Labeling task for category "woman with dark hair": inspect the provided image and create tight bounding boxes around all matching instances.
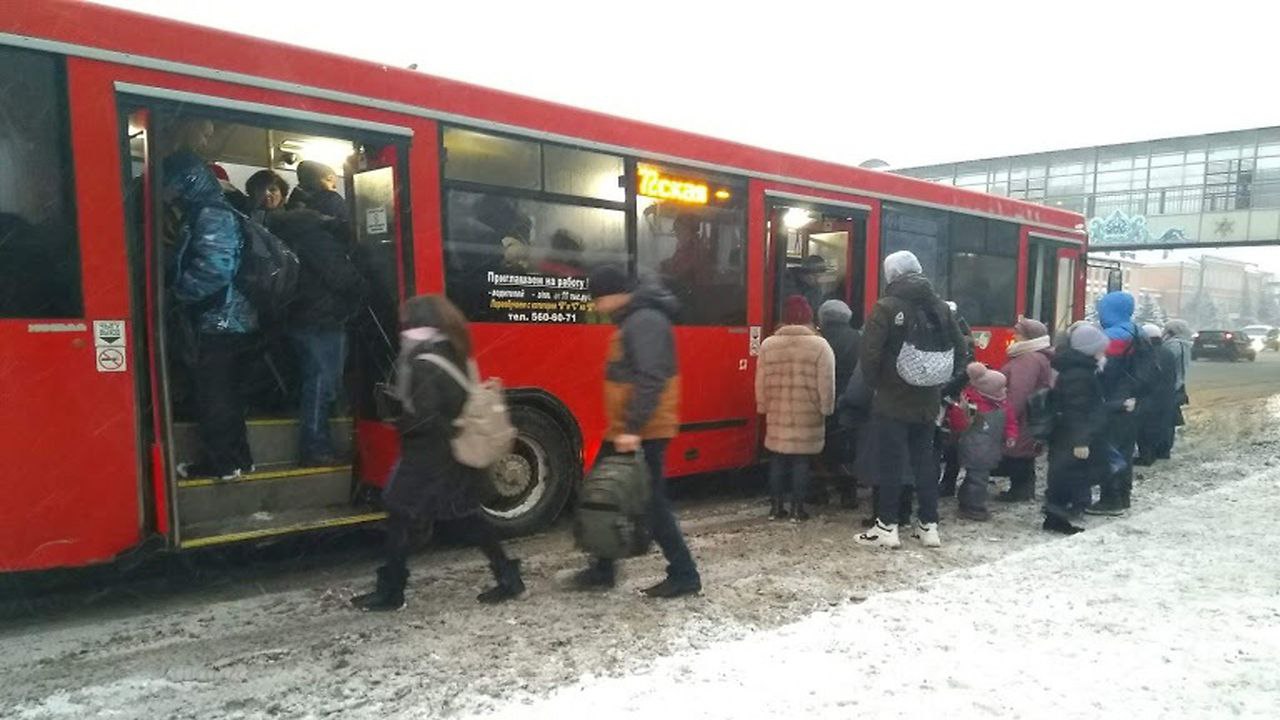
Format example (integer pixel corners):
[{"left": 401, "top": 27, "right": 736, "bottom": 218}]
[
  {"left": 245, "top": 169, "right": 290, "bottom": 219},
  {"left": 351, "top": 294, "right": 524, "bottom": 611}
]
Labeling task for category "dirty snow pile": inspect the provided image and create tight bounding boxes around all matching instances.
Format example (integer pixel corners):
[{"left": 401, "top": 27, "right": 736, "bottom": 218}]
[{"left": 466, "top": 470, "right": 1280, "bottom": 719}]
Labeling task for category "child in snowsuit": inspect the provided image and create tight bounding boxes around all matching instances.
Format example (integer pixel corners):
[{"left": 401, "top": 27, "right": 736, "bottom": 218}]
[
  {"left": 1043, "top": 324, "right": 1111, "bottom": 534},
  {"left": 946, "top": 363, "right": 1017, "bottom": 521}
]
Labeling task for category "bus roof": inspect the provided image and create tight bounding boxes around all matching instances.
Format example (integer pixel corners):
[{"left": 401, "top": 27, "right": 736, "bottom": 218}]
[{"left": 5, "top": 1, "right": 1084, "bottom": 236}]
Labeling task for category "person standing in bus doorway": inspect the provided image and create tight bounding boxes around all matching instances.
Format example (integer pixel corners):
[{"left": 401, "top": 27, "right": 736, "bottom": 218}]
[
  {"left": 756, "top": 295, "right": 837, "bottom": 520},
  {"left": 164, "top": 150, "right": 258, "bottom": 481},
  {"left": 856, "top": 250, "right": 965, "bottom": 549},
  {"left": 288, "top": 160, "right": 349, "bottom": 223},
  {"left": 251, "top": 170, "right": 369, "bottom": 467},
  {"left": 998, "top": 317, "right": 1055, "bottom": 503},
  {"left": 352, "top": 294, "right": 524, "bottom": 611},
  {"left": 573, "top": 264, "right": 702, "bottom": 598}
]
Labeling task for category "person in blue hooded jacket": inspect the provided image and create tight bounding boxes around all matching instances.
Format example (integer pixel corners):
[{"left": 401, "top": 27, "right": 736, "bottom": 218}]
[
  {"left": 1089, "top": 291, "right": 1157, "bottom": 515},
  {"left": 165, "top": 149, "right": 259, "bottom": 481}
]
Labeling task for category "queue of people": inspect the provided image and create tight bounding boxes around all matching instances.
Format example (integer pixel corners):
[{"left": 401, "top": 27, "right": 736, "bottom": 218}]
[{"left": 169, "top": 150, "right": 1191, "bottom": 609}]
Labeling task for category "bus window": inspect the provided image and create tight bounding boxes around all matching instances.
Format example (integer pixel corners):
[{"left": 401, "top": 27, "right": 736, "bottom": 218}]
[
  {"left": 949, "top": 215, "right": 1018, "bottom": 327},
  {"left": 440, "top": 127, "right": 628, "bottom": 324},
  {"left": 635, "top": 164, "right": 746, "bottom": 326},
  {"left": 0, "top": 47, "right": 82, "bottom": 318},
  {"left": 881, "top": 203, "right": 950, "bottom": 296}
]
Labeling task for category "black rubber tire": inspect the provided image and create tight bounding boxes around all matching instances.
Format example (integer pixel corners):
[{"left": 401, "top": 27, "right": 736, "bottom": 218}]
[{"left": 480, "top": 405, "right": 577, "bottom": 538}]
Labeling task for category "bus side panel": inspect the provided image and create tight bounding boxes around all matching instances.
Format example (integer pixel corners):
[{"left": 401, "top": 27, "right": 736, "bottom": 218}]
[{"left": 0, "top": 58, "right": 144, "bottom": 572}]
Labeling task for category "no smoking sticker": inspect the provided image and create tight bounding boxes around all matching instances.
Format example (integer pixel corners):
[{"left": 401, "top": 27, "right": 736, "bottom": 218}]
[{"left": 96, "top": 347, "right": 126, "bottom": 373}]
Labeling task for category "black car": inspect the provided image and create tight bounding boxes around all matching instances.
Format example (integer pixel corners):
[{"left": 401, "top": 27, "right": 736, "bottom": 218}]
[{"left": 1192, "top": 330, "right": 1258, "bottom": 362}]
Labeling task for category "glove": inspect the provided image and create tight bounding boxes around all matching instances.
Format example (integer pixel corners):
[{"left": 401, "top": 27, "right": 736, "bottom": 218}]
[
  {"left": 1123, "top": 398, "right": 1137, "bottom": 412},
  {"left": 1073, "top": 446, "right": 1090, "bottom": 460}
]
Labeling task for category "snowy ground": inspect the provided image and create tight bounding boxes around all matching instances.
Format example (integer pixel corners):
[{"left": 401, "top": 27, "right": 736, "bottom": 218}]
[{"left": 4, "top": 360, "right": 1280, "bottom": 719}]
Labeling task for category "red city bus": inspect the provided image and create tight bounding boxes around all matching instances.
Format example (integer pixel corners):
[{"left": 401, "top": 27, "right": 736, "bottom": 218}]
[{"left": 0, "top": 1, "right": 1086, "bottom": 574}]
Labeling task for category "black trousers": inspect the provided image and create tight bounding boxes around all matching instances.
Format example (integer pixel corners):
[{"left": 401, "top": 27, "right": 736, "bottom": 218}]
[
  {"left": 1005, "top": 457, "right": 1036, "bottom": 492},
  {"left": 385, "top": 511, "right": 506, "bottom": 575},
  {"left": 194, "top": 332, "right": 254, "bottom": 473},
  {"left": 876, "top": 417, "right": 939, "bottom": 524}
]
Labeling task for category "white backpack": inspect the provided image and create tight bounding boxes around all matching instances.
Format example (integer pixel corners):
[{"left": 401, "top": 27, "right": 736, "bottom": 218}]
[{"left": 419, "top": 354, "right": 517, "bottom": 469}]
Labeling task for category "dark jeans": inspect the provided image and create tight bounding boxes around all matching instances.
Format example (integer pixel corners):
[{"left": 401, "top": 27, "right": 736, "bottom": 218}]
[
  {"left": 876, "top": 417, "right": 939, "bottom": 524},
  {"left": 385, "top": 511, "right": 505, "bottom": 575},
  {"left": 769, "top": 453, "right": 812, "bottom": 503},
  {"left": 596, "top": 439, "right": 699, "bottom": 582},
  {"left": 195, "top": 332, "right": 254, "bottom": 473},
  {"left": 289, "top": 328, "right": 347, "bottom": 460}
]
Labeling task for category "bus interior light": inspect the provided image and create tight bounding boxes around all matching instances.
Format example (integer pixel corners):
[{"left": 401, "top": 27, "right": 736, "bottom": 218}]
[
  {"left": 714, "top": 189, "right": 731, "bottom": 200},
  {"left": 783, "top": 208, "right": 813, "bottom": 230}
]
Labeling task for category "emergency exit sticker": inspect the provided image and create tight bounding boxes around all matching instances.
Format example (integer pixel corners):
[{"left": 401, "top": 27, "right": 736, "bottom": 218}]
[{"left": 93, "top": 320, "right": 127, "bottom": 373}]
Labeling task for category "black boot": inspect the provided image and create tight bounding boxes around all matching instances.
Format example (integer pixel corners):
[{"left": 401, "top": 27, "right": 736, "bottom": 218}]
[
  {"left": 790, "top": 500, "right": 810, "bottom": 522},
  {"left": 478, "top": 558, "right": 525, "bottom": 604},
  {"left": 351, "top": 565, "right": 407, "bottom": 612},
  {"left": 571, "top": 558, "right": 616, "bottom": 591},
  {"left": 1043, "top": 514, "right": 1084, "bottom": 535},
  {"left": 1086, "top": 479, "right": 1125, "bottom": 516},
  {"left": 996, "top": 476, "right": 1034, "bottom": 503},
  {"left": 769, "top": 498, "right": 789, "bottom": 520}
]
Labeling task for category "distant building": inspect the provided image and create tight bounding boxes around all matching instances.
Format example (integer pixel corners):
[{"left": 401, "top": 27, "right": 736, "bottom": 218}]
[{"left": 897, "top": 127, "right": 1280, "bottom": 252}]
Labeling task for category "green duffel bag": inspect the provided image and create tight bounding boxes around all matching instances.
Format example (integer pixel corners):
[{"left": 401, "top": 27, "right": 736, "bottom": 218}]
[{"left": 574, "top": 451, "right": 653, "bottom": 559}]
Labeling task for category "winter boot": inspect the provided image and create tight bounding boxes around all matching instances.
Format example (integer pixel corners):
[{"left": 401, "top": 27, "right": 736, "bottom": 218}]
[
  {"left": 571, "top": 558, "right": 617, "bottom": 591},
  {"left": 913, "top": 521, "right": 942, "bottom": 548},
  {"left": 351, "top": 565, "right": 407, "bottom": 612},
  {"left": 768, "top": 498, "right": 789, "bottom": 520},
  {"left": 996, "top": 475, "right": 1034, "bottom": 503},
  {"left": 640, "top": 573, "right": 702, "bottom": 599},
  {"left": 1043, "top": 514, "right": 1084, "bottom": 535},
  {"left": 1085, "top": 480, "right": 1125, "bottom": 516},
  {"left": 856, "top": 520, "right": 901, "bottom": 549},
  {"left": 958, "top": 506, "right": 991, "bottom": 521},
  {"left": 477, "top": 559, "right": 525, "bottom": 604},
  {"left": 790, "top": 500, "right": 810, "bottom": 522}
]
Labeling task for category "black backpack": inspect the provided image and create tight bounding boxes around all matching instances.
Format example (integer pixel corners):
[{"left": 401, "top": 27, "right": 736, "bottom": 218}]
[
  {"left": 1026, "top": 386, "right": 1054, "bottom": 441},
  {"left": 894, "top": 300, "right": 957, "bottom": 387},
  {"left": 233, "top": 212, "right": 299, "bottom": 324}
]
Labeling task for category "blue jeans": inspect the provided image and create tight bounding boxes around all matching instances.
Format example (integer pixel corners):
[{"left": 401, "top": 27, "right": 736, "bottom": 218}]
[
  {"left": 769, "top": 453, "right": 812, "bottom": 503},
  {"left": 595, "top": 439, "right": 699, "bottom": 583},
  {"left": 289, "top": 328, "right": 347, "bottom": 461}
]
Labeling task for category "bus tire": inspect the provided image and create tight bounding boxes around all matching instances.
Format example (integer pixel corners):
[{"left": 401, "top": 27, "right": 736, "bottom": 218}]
[{"left": 481, "top": 405, "right": 577, "bottom": 537}]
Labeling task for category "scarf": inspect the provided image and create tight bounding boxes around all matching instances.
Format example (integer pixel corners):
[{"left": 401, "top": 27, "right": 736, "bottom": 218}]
[
  {"left": 1006, "top": 335, "right": 1051, "bottom": 358},
  {"left": 394, "top": 327, "right": 445, "bottom": 414}
]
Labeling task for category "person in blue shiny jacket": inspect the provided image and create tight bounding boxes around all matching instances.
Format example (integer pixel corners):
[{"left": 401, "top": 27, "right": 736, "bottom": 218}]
[{"left": 165, "top": 149, "right": 259, "bottom": 481}]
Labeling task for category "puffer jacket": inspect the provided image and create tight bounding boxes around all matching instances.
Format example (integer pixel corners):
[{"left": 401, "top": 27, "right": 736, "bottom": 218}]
[
  {"left": 756, "top": 325, "right": 836, "bottom": 454},
  {"left": 263, "top": 209, "right": 367, "bottom": 330},
  {"left": 1001, "top": 336, "right": 1054, "bottom": 458},
  {"left": 860, "top": 273, "right": 967, "bottom": 423},
  {"left": 1049, "top": 348, "right": 1107, "bottom": 451},
  {"left": 603, "top": 275, "right": 681, "bottom": 440},
  {"left": 167, "top": 153, "right": 258, "bottom": 334}
]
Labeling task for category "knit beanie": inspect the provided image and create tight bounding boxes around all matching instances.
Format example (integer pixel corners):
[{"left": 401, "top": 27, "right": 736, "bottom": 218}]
[
  {"left": 588, "top": 264, "right": 634, "bottom": 298},
  {"left": 1070, "top": 323, "right": 1109, "bottom": 356},
  {"left": 883, "top": 250, "right": 923, "bottom": 284},
  {"left": 818, "top": 299, "right": 853, "bottom": 327},
  {"left": 966, "top": 362, "right": 1007, "bottom": 401},
  {"left": 1014, "top": 317, "right": 1049, "bottom": 340},
  {"left": 782, "top": 295, "right": 814, "bottom": 326},
  {"left": 1142, "top": 323, "right": 1162, "bottom": 339}
]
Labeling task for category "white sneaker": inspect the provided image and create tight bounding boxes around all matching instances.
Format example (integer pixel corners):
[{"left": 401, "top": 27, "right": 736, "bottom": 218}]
[
  {"left": 856, "top": 521, "right": 901, "bottom": 549},
  {"left": 913, "top": 521, "right": 941, "bottom": 548}
]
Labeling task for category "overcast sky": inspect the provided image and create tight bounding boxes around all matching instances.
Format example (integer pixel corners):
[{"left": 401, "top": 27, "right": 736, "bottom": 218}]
[{"left": 91, "top": 0, "right": 1280, "bottom": 271}]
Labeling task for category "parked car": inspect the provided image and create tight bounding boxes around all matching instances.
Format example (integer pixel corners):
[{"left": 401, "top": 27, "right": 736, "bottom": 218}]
[
  {"left": 1192, "top": 330, "right": 1258, "bottom": 362},
  {"left": 1242, "top": 325, "right": 1275, "bottom": 353}
]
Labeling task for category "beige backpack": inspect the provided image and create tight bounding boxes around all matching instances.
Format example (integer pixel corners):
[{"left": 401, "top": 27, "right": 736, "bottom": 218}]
[{"left": 420, "top": 354, "right": 517, "bottom": 469}]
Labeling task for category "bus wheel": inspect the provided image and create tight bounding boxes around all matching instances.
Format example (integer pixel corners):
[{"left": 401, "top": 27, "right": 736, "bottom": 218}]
[{"left": 482, "top": 405, "right": 576, "bottom": 537}]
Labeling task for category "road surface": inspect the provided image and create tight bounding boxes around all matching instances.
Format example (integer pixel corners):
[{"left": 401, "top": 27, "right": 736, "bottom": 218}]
[{"left": 3, "top": 353, "right": 1280, "bottom": 719}]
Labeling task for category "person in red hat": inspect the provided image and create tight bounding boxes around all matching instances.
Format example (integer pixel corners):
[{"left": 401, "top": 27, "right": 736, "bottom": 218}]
[{"left": 755, "top": 295, "right": 836, "bottom": 520}]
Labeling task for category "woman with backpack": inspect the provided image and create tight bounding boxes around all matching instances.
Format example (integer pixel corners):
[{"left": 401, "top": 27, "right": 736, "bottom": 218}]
[
  {"left": 756, "top": 295, "right": 837, "bottom": 520},
  {"left": 998, "top": 317, "right": 1055, "bottom": 502},
  {"left": 351, "top": 294, "right": 524, "bottom": 611},
  {"left": 945, "top": 363, "right": 1017, "bottom": 521}
]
